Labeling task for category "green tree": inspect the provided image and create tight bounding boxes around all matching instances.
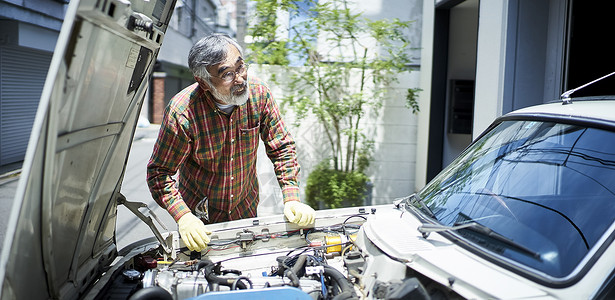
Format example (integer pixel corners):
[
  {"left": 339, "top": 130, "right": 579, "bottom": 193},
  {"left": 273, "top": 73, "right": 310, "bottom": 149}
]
[{"left": 248, "top": 0, "right": 419, "bottom": 208}]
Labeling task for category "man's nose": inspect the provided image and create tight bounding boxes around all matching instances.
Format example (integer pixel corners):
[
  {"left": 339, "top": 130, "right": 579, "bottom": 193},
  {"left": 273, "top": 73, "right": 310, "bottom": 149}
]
[{"left": 233, "top": 72, "right": 246, "bottom": 84}]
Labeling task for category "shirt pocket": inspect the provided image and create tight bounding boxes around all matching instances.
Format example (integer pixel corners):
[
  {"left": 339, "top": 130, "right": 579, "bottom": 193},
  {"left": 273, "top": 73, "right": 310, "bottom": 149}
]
[
  {"left": 239, "top": 122, "right": 260, "bottom": 153},
  {"left": 194, "top": 130, "right": 225, "bottom": 165}
]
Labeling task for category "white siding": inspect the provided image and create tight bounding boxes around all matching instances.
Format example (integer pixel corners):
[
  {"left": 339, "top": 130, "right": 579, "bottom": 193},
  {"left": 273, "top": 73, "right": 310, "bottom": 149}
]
[{"left": 254, "top": 67, "right": 420, "bottom": 214}]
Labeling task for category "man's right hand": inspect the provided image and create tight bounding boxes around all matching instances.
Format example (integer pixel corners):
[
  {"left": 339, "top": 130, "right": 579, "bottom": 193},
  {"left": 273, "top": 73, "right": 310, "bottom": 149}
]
[{"left": 177, "top": 213, "right": 211, "bottom": 252}]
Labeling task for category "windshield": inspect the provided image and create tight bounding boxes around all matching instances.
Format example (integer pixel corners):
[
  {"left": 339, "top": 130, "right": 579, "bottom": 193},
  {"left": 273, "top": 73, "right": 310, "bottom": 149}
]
[{"left": 416, "top": 120, "right": 615, "bottom": 278}]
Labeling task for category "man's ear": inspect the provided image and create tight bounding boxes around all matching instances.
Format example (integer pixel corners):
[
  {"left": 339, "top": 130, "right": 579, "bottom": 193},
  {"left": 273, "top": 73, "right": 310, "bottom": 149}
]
[{"left": 195, "top": 77, "right": 211, "bottom": 92}]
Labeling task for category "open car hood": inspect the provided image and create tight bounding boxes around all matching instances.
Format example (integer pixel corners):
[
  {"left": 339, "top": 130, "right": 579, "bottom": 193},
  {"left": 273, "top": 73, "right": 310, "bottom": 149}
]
[{"left": 0, "top": 0, "right": 175, "bottom": 298}]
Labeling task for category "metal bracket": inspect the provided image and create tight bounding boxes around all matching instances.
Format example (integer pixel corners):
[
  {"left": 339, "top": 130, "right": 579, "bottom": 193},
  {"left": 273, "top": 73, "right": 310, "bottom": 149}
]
[{"left": 116, "top": 193, "right": 173, "bottom": 254}]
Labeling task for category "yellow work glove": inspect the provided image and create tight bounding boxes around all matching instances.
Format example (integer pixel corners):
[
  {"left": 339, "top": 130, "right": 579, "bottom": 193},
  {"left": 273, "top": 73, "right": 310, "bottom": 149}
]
[
  {"left": 177, "top": 213, "right": 211, "bottom": 252},
  {"left": 284, "top": 201, "right": 315, "bottom": 226}
]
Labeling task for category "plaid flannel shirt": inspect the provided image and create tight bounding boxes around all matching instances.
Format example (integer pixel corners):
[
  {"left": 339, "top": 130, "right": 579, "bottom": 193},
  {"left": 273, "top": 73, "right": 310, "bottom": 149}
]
[{"left": 146, "top": 77, "right": 300, "bottom": 223}]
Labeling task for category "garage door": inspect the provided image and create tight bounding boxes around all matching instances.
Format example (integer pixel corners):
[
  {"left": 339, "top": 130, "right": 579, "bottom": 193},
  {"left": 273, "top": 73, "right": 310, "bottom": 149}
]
[{"left": 0, "top": 46, "right": 52, "bottom": 166}]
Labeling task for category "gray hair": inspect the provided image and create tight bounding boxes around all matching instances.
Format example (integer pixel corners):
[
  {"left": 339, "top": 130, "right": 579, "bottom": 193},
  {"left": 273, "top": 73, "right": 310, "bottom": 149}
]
[{"left": 188, "top": 33, "right": 243, "bottom": 81}]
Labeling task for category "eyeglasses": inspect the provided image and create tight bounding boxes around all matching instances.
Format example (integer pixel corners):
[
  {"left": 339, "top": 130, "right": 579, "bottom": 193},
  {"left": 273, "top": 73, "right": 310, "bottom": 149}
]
[{"left": 211, "top": 63, "right": 249, "bottom": 83}]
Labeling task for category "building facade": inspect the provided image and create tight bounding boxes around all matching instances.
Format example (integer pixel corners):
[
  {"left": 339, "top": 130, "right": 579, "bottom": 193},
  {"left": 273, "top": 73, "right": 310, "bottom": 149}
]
[
  {"left": 0, "top": 0, "right": 68, "bottom": 167},
  {"left": 415, "top": 0, "right": 615, "bottom": 190}
]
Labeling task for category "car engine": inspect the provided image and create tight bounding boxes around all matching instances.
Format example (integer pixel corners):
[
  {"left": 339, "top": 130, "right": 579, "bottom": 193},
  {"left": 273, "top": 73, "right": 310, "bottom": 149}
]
[{"left": 92, "top": 207, "right": 462, "bottom": 300}]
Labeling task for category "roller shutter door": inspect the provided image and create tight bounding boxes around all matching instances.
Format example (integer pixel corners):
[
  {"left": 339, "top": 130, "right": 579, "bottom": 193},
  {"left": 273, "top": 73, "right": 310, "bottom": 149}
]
[{"left": 0, "top": 46, "right": 52, "bottom": 166}]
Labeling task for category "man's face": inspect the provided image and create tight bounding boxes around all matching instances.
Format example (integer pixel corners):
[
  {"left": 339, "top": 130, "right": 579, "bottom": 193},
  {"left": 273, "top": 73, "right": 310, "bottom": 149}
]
[{"left": 197, "top": 44, "right": 249, "bottom": 106}]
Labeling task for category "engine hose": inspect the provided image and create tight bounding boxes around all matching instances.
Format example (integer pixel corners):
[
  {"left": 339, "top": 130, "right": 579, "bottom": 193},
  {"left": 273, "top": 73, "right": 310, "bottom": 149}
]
[
  {"left": 323, "top": 265, "right": 357, "bottom": 299},
  {"left": 285, "top": 269, "right": 300, "bottom": 287},
  {"left": 222, "top": 269, "right": 242, "bottom": 276},
  {"left": 291, "top": 255, "right": 308, "bottom": 277},
  {"left": 284, "top": 255, "right": 308, "bottom": 287},
  {"left": 231, "top": 276, "right": 254, "bottom": 290},
  {"left": 197, "top": 259, "right": 248, "bottom": 290}
]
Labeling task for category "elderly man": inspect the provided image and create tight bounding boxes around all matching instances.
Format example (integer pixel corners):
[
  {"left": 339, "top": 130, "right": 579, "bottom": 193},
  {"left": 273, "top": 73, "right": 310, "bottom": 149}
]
[{"left": 147, "top": 33, "right": 315, "bottom": 252}]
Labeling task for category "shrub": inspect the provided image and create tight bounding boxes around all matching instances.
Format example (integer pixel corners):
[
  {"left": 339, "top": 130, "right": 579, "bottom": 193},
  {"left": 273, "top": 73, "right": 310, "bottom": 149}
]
[{"left": 305, "top": 162, "right": 368, "bottom": 209}]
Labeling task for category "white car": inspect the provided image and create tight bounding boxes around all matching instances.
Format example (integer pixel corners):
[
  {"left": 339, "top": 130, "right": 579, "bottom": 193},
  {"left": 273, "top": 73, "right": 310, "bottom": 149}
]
[{"left": 2, "top": 0, "right": 615, "bottom": 299}]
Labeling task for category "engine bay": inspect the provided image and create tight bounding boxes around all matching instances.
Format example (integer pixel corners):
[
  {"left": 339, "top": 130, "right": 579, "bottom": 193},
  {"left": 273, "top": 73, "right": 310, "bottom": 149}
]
[{"left": 92, "top": 206, "right": 461, "bottom": 300}]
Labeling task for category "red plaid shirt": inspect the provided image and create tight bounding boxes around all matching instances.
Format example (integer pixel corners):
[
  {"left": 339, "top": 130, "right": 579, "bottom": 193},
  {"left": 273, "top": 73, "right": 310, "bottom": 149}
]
[{"left": 146, "top": 77, "right": 300, "bottom": 223}]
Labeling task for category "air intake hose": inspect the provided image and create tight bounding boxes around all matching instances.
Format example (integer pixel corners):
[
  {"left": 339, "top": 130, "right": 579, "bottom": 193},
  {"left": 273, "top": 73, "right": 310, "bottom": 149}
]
[{"left": 197, "top": 259, "right": 248, "bottom": 290}]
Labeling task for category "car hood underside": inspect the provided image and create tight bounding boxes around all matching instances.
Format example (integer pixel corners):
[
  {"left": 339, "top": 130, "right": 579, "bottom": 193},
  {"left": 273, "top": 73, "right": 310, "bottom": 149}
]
[{"left": 0, "top": 0, "right": 175, "bottom": 298}]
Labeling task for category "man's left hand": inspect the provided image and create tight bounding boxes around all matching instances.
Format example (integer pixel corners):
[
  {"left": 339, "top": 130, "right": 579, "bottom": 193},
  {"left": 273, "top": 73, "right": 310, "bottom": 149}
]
[{"left": 284, "top": 201, "right": 315, "bottom": 226}]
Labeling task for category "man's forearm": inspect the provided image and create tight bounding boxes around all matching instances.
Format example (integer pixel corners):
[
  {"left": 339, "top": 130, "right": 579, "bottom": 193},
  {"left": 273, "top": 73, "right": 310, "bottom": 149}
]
[{"left": 147, "top": 167, "right": 192, "bottom": 222}]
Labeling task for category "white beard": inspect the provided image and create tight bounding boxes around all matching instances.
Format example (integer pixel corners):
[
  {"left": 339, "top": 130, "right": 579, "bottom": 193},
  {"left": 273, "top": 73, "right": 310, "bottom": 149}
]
[{"left": 210, "top": 80, "right": 249, "bottom": 106}]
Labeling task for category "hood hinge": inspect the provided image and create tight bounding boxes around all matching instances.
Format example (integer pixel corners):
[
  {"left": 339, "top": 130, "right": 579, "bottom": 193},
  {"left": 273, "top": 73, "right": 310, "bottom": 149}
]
[{"left": 116, "top": 193, "right": 174, "bottom": 255}]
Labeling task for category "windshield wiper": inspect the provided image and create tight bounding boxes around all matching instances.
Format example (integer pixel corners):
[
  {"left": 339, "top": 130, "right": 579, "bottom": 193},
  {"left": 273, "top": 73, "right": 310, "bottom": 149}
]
[
  {"left": 417, "top": 222, "right": 541, "bottom": 260},
  {"left": 399, "top": 194, "right": 437, "bottom": 220}
]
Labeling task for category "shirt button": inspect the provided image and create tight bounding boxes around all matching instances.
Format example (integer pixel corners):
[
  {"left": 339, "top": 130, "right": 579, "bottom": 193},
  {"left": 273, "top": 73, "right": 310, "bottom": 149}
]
[
  {"left": 230, "top": 194, "right": 234, "bottom": 198},
  {"left": 231, "top": 138, "right": 235, "bottom": 143},
  {"left": 228, "top": 210, "right": 231, "bottom": 214},
  {"left": 231, "top": 176, "right": 234, "bottom": 180},
  {"left": 230, "top": 158, "right": 234, "bottom": 161}
]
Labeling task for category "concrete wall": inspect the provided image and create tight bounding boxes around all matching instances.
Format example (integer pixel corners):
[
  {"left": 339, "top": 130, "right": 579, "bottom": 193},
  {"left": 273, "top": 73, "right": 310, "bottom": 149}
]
[
  {"left": 414, "top": 0, "right": 434, "bottom": 191},
  {"left": 254, "top": 66, "right": 420, "bottom": 215},
  {"left": 472, "top": 0, "right": 509, "bottom": 137},
  {"left": 0, "top": 0, "right": 66, "bottom": 32}
]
